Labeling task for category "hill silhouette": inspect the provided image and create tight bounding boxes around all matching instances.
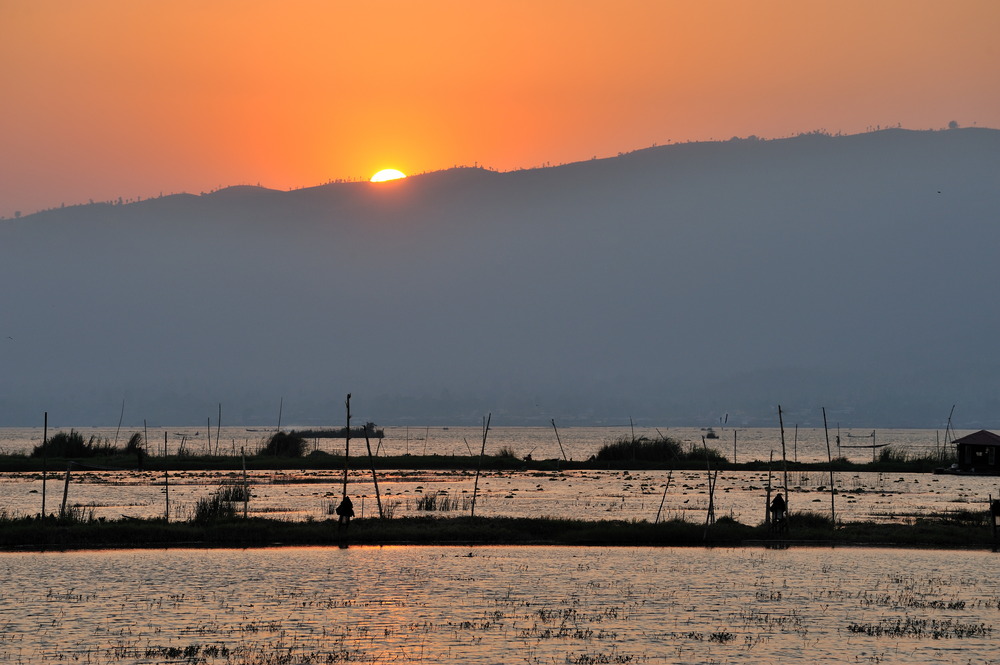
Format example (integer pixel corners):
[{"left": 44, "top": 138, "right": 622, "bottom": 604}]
[{"left": 2, "top": 128, "right": 998, "bottom": 428}]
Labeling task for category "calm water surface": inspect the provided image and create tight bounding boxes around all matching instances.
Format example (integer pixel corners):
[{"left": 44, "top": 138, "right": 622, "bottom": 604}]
[{"left": 1, "top": 546, "right": 997, "bottom": 664}]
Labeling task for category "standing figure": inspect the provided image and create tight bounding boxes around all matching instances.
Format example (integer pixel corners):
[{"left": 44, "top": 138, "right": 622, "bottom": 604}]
[
  {"left": 335, "top": 495, "right": 355, "bottom": 530},
  {"left": 770, "top": 492, "right": 787, "bottom": 532}
]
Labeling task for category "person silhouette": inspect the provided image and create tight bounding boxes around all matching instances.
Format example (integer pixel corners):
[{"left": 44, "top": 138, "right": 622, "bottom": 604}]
[
  {"left": 335, "top": 495, "right": 355, "bottom": 530},
  {"left": 770, "top": 492, "right": 787, "bottom": 531}
]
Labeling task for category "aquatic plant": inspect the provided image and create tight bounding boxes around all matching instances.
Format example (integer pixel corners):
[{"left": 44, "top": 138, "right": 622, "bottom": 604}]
[
  {"left": 415, "top": 491, "right": 467, "bottom": 511},
  {"left": 259, "top": 431, "right": 307, "bottom": 457},
  {"left": 847, "top": 616, "right": 991, "bottom": 638},
  {"left": 30, "top": 430, "right": 118, "bottom": 458},
  {"left": 595, "top": 434, "right": 727, "bottom": 465},
  {"left": 124, "top": 432, "right": 144, "bottom": 455},
  {"left": 193, "top": 483, "right": 248, "bottom": 522},
  {"left": 595, "top": 435, "right": 683, "bottom": 462}
]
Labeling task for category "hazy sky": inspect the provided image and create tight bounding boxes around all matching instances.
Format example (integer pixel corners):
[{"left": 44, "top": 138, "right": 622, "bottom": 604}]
[{"left": 2, "top": 0, "right": 998, "bottom": 218}]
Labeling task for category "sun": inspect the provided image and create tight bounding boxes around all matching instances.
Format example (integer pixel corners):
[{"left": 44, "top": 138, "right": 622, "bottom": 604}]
[{"left": 370, "top": 168, "right": 407, "bottom": 182}]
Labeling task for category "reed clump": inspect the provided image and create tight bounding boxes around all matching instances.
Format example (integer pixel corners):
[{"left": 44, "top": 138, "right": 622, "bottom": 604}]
[
  {"left": 595, "top": 434, "right": 726, "bottom": 465},
  {"left": 31, "top": 430, "right": 119, "bottom": 458},
  {"left": 259, "top": 431, "right": 307, "bottom": 457},
  {"left": 193, "top": 482, "right": 250, "bottom": 522}
]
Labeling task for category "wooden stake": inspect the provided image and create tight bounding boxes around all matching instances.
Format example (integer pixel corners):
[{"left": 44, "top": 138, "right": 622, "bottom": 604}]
[
  {"left": 364, "top": 424, "right": 384, "bottom": 518},
  {"left": 551, "top": 419, "right": 568, "bottom": 462},
  {"left": 41, "top": 412, "right": 48, "bottom": 517},
  {"left": 471, "top": 413, "right": 490, "bottom": 517},
  {"left": 114, "top": 399, "right": 124, "bottom": 448},
  {"left": 654, "top": 470, "right": 673, "bottom": 524},
  {"left": 823, "top": 407, "right": 836, "bottom": 526},
  {"left": 343, "top": 394, "right": 351, "bottom": 498},
  {"left": 778, "top": 405, "right": 789, "bottom": 520},
  {"left": 277, "top": 397, "right": 283, "bottom": 432},
  {"left": 242, "top": 447, "right": 248, "bottom": 519},
  {"left": 216, "top": 403, "right": 222, "bottom": 455},
  {"left": 702, "top": 436, "right": 716, "bottom": 527},
  {"left": 164, "top": 431, "right": 170, "bottom": 521},
  {"left": 60, "top": 463, "right": 71, "bottom": 518},
  {"left": 766, "top": 450, "right": 773, "bottom": 527}
]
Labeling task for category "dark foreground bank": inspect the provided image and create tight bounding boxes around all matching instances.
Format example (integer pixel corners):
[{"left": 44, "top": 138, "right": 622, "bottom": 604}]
[{"left": 2, "top": 512, "right": 997, "bottom": 552}]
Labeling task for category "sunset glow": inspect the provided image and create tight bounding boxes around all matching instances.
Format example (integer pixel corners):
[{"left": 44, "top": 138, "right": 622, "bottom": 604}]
[{"left": 1, "top": 1, "right": 998, "bottom": 218}]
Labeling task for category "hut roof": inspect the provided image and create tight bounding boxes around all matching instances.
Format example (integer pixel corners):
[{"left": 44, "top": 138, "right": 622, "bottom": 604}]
[{"left": 952, "top": 430, "right": 1000, "bottom": 447}]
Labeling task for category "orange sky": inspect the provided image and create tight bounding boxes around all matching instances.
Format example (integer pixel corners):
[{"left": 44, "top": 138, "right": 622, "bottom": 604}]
[{"left": 2, "top": 0, "right": 998, "bottom": 217}]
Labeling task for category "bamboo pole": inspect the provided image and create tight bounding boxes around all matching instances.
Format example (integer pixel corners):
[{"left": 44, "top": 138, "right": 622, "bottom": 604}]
[
  {"left": 733, "top": 429, "right": 737, "bottom": 465},
  {"left": 793, "top": 424, "right": 798, "bottom": 464},
  {"left": 551, "top": 419, "right": 568, "bottom": 462},
  {"left": 41, "top": 412, "right": 48, "bottom": 517},
  {"left": 217, "top": 403, "right": 222, "bottom": 455},
  {"left": 164, "top": 431, "right": 170, "bottom": 521},
  {"left": 343, "top": 394, "right": 351, "bottom": 499},
  {"left": 471, "top": 413, "right": 491, "bottom": 517},
  {"left": 702, "top": 436, "right": 716, "bottom": 527},
  {"left": 60, "top": 463, "right": 71, "bottom": 517},
  {"left": 364, "top": 424, "right": 384, "bottom": 518},
  {"left": 114, "top": 399, "right": 124, "bottom": 448},
  {"left": 990, "top": 494, "right": 998, "bottom": 551},
  {"left": 778, "top": 405, "right": 789, "bottom": 519},
  {"left": 277, "top": 397, "right": 283, "bottom": 431},
  {"left": 823, "top": 407, "right": 836, "bottom": 525},
  {"left": 766, "top": 451, "right": 773, "bottom": 527},
  {"left": 242, "top": 447, "right": 248, "bottom": 519},
  {"left": 654, "top": 470, "right": 673, "bottom": 524}
]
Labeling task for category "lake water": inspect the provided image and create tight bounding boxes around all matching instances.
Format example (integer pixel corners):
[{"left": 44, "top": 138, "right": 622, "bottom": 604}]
[
  {"left": 1, "top": 545, "right": 998, "bottom": 664},
  {"left": 2, "top": 426, "right": 996, "bottom": 525}
]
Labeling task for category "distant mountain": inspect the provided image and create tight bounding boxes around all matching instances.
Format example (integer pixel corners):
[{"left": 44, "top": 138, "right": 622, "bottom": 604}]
[{"left": 2, "top": 128, "right": 998, "bottom": 428}]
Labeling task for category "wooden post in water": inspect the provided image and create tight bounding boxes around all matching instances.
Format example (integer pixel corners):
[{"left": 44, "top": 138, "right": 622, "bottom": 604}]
[
  {"left": 793, "top": 424, "right": 798, "bottom": 464},
  {"left": 216, "top": 403, "right": 222, "bottom": 455},
  {"left": 551, "top": 419, "right": 568, "bottom": 462},
  {"left": 114, "top": 399, "right": 124, "bottom": 448},
  {"left": 702, "top": 436, "right": 716, "bottom": 526},
  {"left": 655, "top": 470, "right": 673, "bottom": 524},
  {"left": 990, "top": 494, "right": 999, "bottom": 552},
  {"left": 471, "top": 413, "right": 491, "bottom": 517},
  {"left": 823, "top": 407, "right": 836, "bottom": 526},
  {"left": 765, "top": 451, "right": 773, "bottom": 528},
  {"left": 343, "top": 394, "right": 351, "bottom": 499},
  {"left": 164, "top": 431, "right": 170, "bottom": 521},
  {"left": 364, "top": 423, "right": 384, "bottom": 518},
  {"left": 60, "top": 463, "right": 72, "bottom": 518},
  {"left": 733, "top": 429, "right": 737, "bottom": 465},
  {"left": 41, "top": 412, "right": 48, "bottom": 517},
  {"left": 242, "top": 447, "right": 248, "bottom": 519},
  {"left": 778, "top": 405, "right": 789, "bottom": 520}
]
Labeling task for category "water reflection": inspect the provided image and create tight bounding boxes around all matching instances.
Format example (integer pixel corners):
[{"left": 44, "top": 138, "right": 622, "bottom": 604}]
[{"left": 0, "top": 546, "right": 997, "bottom": 664}]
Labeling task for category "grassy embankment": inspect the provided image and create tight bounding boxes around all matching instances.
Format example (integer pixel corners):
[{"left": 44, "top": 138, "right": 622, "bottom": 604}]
[{"left": 1, "top": 511, "right": 996, "bottom": 552}]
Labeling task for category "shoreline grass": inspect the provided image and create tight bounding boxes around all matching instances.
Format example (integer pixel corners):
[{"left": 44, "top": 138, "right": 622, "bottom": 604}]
[
  {"left": 0, "top": 450, "right": 964, "bottom": 474},
  {"left": 1, "top": 512, "right": 995, "bottom": 552}
]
